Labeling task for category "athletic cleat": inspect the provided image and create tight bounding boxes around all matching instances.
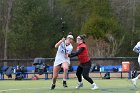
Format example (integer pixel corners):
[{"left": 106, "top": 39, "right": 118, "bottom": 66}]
[
  {"left": 91, "top": 85, "right": 99, "bottom": 90},
  {"left": 50, "top": 84, "right": 55, "bottom": 90},
  {"left": 63, "top": 81, "right": 68, "bottom": 87},
  {"left": 131, "top": 79, "right": 136, "bottom": 86},
  {"left": 75, "top": 82, "right": 83, "bottom": 89}
]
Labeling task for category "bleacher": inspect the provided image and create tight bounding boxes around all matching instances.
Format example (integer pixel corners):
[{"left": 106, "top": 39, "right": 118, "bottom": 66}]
[
  {"left": 0, "top": 57, "right": 138, "bottom": 80},
  {"left": 0, "top": 65, "right": 130, "bottom": 80}
]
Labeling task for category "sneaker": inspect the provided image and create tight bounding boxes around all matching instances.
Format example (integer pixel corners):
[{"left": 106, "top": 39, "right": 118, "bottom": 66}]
[
  {"left": 63, "top": 81, "right": 68, "bottom": 87},
  {"left": 91, "top": 85, "right": 99, "bottom": 90},
  {"left": 76, "top": 82, "right": 83, "bottom": 89},
  {"left": 50, "top": 84, "right": 55, "bottom": 90},
  {"left": 131, "top": 79, "right": 136, "bottom": 86}
]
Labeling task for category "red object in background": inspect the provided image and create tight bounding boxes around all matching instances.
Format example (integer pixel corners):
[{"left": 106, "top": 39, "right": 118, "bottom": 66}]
[
  {"left": 32, "top": 75, "right": 38, "bottom": 80},
  {"left": 122, "top": 62, "right": 130, "bottom": 72}
]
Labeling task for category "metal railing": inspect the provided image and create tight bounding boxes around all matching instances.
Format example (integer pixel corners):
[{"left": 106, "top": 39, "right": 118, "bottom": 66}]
[
  {"left": 0, "top": 57, "right": 138, "bottom": 80},
  {"left": 0, "top": 57, "right": 138, "bottom": 68}
]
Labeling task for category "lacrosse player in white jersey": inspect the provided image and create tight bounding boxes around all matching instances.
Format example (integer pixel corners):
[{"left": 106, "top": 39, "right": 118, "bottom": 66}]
[
  {"left": 51, "top": 34, "right": 73, "bottom": 90},
  {"left": 132, "top": 41, "right": 140, "bottom": 87}
]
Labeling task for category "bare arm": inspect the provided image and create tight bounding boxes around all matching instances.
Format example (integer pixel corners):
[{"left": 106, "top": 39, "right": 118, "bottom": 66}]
[{"left": 55, "top": 38, "right": 65, "bottom": 48}]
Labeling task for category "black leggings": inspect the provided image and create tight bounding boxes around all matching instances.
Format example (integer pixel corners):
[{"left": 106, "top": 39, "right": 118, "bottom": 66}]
[{"left": 76, "top": 61, "right": 94, "bottom": 84}]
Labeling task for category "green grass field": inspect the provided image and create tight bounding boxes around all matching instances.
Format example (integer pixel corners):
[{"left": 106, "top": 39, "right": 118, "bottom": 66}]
[{"left": 0, "top": 79, "right": 139, "bottom": 93}]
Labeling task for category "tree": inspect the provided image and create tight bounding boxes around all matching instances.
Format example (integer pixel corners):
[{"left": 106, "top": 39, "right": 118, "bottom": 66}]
[
  {"left": 0, "top": 0, "right": 139, "bottom": 59},
  {"left": 8, "top": 0, "right": 63, "bottom": 58},
  {"left": 0, "top": 0, "right": 4, "bottom": 58},
  {"left": 79, "top": 0, "right": 125, "bottom": 57}
]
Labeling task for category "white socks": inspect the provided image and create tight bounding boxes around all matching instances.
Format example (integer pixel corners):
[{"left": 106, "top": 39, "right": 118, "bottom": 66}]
[
  {"left": 134, "top": 77, "right": 138, "bottom": 81},
  {"left": 92, "top": 83, "right": 97, "bottom": 86},
  {"left": 63, "top": 79, "right": 66, "bottom": 81},
  {"left": 78, "top": 82, "right": 83, "bottom": 84}
]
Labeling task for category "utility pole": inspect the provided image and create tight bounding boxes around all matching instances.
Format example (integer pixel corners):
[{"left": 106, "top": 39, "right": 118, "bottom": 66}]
[
  {"left": 49, "top": 0, "right": 54, "bottom": 15},
  {"left": 4, "top": 0, "right": 14, "bottom": 66},
  {"left": 131, "top": 0, "right": 136, "bottom": 45}
]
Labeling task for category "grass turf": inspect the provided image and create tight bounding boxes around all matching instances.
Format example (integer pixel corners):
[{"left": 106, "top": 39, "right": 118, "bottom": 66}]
[{"left": 0, "top": 79, "right": 139, "bottom": 93}]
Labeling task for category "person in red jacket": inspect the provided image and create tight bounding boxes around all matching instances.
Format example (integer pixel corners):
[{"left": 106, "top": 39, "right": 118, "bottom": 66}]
[{"left": 69, "top": 35, "right": 98, "bottom": 90}]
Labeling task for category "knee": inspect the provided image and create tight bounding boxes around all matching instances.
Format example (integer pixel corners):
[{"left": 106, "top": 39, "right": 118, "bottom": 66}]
[
  {"left": 82, "top": 74, "right": 89, "bottom": 79},
  {"left": 63, "top": 67, "right": 68, "bottom": 72},
  {"left": 76, "top": 71, "right": 81, "bottom": 76}
]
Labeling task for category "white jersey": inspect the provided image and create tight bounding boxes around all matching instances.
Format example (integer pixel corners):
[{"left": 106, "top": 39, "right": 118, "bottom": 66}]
[
  {"left": 133, "top": 41, "right": 140, "bottom": 63},
  {"left": 54, "top": 42, "right": 73, "bottom": 66}
]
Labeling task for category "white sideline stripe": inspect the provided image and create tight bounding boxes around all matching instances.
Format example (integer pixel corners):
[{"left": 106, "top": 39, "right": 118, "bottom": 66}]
[
  {"left": 0, "top": 89, "right": 20, "bottom": 92},
  {"left": 0, "top": 87, "right": 46, "bottom": 92}
]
